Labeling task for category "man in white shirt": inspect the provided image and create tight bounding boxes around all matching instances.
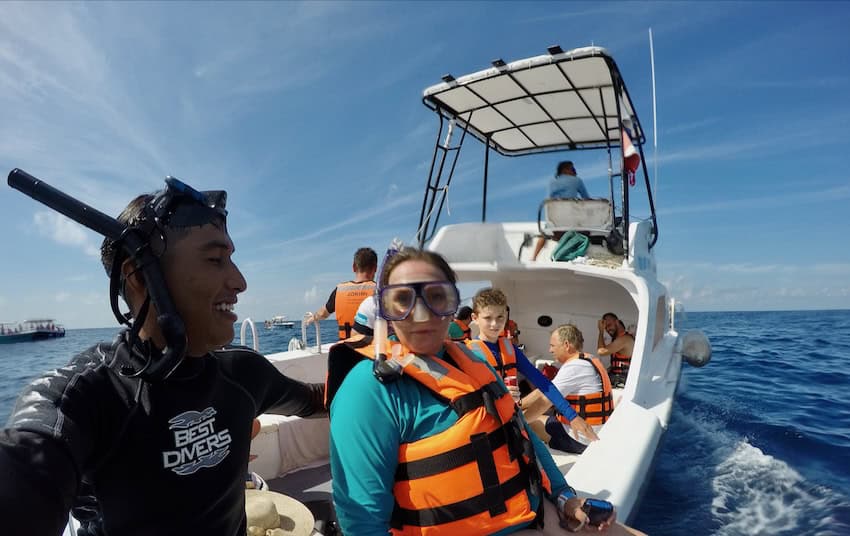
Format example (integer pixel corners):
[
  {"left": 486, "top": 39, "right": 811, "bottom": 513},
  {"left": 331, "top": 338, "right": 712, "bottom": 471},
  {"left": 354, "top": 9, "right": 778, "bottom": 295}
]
[{"left": 544, "top": 324, "right": 612, "bottom": 453}]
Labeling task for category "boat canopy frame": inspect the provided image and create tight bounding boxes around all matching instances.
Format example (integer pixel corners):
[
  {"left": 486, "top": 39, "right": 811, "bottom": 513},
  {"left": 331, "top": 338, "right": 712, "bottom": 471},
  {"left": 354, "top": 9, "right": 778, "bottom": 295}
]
[{"left": 415, "top": 45, "right": 658, "bottom": 254}]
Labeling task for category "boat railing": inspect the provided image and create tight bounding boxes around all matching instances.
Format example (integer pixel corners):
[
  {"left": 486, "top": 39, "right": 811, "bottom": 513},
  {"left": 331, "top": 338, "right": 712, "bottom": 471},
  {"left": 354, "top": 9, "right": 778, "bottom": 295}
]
[
  {"left": 240, "top": 318, "right": 260, "bottom": 352},
  {"left": 302, "top": 313, "right": 321, "bottom": 352}
]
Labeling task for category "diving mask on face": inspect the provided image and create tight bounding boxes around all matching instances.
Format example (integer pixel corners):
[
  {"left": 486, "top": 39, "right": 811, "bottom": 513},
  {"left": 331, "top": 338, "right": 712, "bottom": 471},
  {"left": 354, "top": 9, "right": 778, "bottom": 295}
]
[{"left": 378, "top": 281, "right": 459, "bottom": 321}]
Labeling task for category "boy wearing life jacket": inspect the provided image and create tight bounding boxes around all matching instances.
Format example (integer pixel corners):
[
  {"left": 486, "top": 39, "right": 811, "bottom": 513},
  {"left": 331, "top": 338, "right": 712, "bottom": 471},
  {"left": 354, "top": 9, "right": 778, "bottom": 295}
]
[
  {"left": 466, "top": 288, "right": 599, "bottom": 444},
  {"left": 596, "top": 313, "right": 634, "bottom": 388}
]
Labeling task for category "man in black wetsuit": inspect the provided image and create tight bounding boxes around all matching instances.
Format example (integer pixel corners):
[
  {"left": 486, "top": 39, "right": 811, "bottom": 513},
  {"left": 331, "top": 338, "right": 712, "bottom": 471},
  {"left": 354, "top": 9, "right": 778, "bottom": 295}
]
[{"left": 0, "top": 179, "right": 326, "bottom": 535}]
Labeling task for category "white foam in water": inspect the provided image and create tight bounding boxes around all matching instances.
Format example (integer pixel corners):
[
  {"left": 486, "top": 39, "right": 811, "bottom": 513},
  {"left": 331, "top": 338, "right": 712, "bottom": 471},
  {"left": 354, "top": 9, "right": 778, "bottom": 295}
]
[
  {"left": 674, "top": 408, "right": 843, "bottom": 535},
  {"left": 708, "top": 435, "right": 842, "bottom": 535},
  {"left": 711, "top": 440, "right": 806, "bottom": 534}
]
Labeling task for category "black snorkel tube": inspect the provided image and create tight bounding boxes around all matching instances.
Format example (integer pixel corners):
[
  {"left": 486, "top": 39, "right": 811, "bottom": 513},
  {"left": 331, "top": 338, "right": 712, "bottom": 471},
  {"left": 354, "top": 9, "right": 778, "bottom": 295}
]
[{"left": 8, "top": 168, "right": 187, "bottom": 382}]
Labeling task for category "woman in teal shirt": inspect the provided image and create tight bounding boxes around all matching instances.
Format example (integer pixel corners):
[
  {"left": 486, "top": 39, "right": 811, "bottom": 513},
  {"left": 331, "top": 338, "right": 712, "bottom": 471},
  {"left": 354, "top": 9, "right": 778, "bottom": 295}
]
[{"left": 329, "top": 248, "right": 638, "bottom": 535}]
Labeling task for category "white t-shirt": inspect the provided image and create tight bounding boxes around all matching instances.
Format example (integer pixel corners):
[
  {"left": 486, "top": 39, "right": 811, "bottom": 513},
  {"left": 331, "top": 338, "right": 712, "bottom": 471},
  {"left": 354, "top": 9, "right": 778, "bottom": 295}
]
[
  {"left": 551, "top": 356, "right": 602, "bottom": 397},
  {"left": 551, "top": 356, "right": 603, "bottom": 444}
]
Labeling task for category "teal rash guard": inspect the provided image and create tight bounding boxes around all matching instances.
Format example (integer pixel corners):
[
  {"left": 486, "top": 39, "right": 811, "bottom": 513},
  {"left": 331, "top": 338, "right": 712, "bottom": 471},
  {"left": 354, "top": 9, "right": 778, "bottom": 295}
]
[{"left": 329, "top": 352, "right": 569, "bottom": 535}]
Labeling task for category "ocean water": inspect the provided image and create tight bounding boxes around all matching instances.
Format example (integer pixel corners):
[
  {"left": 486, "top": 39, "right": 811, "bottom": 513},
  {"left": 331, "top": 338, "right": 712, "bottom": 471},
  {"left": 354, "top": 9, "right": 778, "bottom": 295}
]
[{"left": 2, "top": 312, "right": 849, "bottom": 535}]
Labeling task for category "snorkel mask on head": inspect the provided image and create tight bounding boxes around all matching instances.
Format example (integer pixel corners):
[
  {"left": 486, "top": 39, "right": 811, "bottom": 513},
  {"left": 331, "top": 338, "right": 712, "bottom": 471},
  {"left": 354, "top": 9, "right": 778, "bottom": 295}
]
[
  {"left": 8, "top": 168, "right": 227, "bottom": 382},
  {"left": 150, "top": 177, "right": 227, "bottom": 229}
]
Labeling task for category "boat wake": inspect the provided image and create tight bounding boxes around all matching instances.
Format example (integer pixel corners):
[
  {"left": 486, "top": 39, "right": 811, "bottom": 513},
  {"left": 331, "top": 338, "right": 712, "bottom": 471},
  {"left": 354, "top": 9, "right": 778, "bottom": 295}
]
[
  {"left": 636, "top": 393, "right": 850, "bottom": 535},
  {"left": 710, "top": 438, "right": 841, "bottom": 535}
]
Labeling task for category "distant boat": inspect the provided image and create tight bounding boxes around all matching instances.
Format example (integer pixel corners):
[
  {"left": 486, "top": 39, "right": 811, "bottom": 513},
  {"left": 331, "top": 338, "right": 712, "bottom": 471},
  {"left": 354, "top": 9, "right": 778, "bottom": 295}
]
[
  {"left": 0, "top": 319, "right": 66, "bottom": 344},
  {"left": 265, "top": 315, "right": 294, "bottom": 329}
]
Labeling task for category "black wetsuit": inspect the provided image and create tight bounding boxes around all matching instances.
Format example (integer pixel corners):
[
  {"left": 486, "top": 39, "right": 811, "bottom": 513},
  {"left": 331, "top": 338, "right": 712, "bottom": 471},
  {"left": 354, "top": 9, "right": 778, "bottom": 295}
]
[{"left": 0, "top": 331, "right": 325, "bottom": 535}]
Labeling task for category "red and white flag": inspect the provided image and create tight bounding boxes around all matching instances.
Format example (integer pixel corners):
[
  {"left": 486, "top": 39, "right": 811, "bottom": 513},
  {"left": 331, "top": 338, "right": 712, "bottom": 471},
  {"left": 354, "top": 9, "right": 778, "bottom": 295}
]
[{"left": 621, "top": 126, "right": 640, "bottom": 186}]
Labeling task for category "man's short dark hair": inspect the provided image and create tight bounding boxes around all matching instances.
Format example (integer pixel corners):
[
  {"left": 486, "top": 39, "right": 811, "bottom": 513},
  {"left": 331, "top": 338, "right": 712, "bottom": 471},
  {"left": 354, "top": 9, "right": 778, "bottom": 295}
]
[
  {"left": 455, "top": 306, "right": 473, "bottom": 321},
  {"left": 100, "top": 194, "right": 152, "bottom": 276},
  {"left": 100, "top": 192, "right": 204, "bottom": 306},
  {"left": 556, "top": 161, "right": 575, "bottom": 175},
  {"left": 354, "top": 247, "right": 378, "bottom": 271},
  {"left": 603, "top": 312, "right": 618, "bottom": 321}
]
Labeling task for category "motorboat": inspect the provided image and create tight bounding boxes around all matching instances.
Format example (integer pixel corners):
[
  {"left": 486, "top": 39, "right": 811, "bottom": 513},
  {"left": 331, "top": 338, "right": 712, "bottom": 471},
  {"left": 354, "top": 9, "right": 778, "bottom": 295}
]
[
  {"left": 267, "top": 315, "right": 295, "bottom": 328},
  {"left": 0, "top": 319, "right": 65, "bottom": 344},
  {"left": 234, "top": 44, "right": 711, "bottom": 531},
  {"left": 64, "top": 45, "right": 712, "bottom": 535}
]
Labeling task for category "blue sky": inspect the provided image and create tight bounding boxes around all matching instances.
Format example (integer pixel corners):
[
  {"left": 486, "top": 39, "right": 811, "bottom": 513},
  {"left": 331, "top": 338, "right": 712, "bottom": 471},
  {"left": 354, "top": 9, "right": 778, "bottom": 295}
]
[{"left": 1, "top": 1, "right": 848, "bottom": 328}]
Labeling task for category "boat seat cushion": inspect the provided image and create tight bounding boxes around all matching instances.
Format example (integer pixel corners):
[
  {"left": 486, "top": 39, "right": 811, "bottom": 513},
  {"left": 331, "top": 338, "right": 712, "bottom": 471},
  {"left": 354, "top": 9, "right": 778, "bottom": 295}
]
[
  {"left": 249, "top": 414, "right": 330, "bottom": 479},
  {"left": 540, "top": 198, "right": 613, "bottom": 235}
]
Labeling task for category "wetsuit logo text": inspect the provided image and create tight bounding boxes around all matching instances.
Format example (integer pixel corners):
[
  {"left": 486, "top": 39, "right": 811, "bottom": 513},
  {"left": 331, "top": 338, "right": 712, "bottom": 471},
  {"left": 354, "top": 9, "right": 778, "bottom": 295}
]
[{"left": 162, "top": 407, "right": 232, "bottom": 475}]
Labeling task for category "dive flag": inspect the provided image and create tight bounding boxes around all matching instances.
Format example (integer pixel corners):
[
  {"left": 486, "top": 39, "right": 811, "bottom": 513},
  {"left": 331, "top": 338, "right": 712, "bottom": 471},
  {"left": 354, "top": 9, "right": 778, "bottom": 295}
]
[{"left": 621, "top": 126, "right": 640, "bottom": 187}]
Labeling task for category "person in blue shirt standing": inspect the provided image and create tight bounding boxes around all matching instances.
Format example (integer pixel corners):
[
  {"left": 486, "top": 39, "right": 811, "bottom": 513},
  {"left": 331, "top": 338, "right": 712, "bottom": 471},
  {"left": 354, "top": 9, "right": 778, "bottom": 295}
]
[{"left": 532, "top": 161, "right": 591, "bottom": 260}]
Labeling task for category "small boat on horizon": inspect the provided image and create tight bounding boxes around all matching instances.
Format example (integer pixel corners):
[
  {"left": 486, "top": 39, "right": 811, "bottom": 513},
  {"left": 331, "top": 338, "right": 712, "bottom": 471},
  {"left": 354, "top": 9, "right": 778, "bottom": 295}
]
[
  {"left": 0, "top": 319, "right": 66, "bottom": 344},
  {"left": 264, "top": 315, "right": 295, "bottom": 329}
]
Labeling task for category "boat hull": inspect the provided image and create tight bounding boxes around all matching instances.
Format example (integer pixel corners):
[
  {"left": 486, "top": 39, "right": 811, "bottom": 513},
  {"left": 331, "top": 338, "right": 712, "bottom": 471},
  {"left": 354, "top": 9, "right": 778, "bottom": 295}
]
[{"left": 0, "top": 330, "right": 65, "bottom": 344}]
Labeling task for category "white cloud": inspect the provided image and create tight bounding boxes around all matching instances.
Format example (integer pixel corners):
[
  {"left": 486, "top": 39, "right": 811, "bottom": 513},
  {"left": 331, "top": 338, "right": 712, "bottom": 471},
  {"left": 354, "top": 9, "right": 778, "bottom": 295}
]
[
  {"left": 304, "top": 286, "right": 317, "bottom": 304},
  {"left": 658, "top": 185, "right": 850, "bottom": 216},
  {"left": 55, "top": 291, "right": 71, "bottom": 303},
  {"left": 81, "top": 292, "right": 103, "bottom": 306},
  {"left": 33, "top": 211, "right": 101, "bottom": 257},
  {"left": 812, "top": 263, "right": 850, "bottom": 276}
]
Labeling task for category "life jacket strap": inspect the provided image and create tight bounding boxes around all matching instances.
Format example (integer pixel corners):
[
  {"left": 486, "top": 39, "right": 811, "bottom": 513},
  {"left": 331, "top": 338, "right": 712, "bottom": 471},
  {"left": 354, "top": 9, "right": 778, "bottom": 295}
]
[
  {"left": 338, "top": 322, "right": 353, "bottom": 339},
  {"left": 450, "top": 381, "right": 506, "bottom": 420},
  {"left": 390, "top": 471, "right": 529, "bottom": 528},
  {"left": 562, "top": 392, "right": 614, "bottom": 422},
  {"left": 394, "top": 422, "right": 510, "bottom": 481}
]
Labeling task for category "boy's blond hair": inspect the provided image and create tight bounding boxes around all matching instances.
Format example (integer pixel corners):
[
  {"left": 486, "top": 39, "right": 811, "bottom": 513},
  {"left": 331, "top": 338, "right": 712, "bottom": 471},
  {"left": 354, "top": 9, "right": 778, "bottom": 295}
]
[{"left": 472, "top": 288, "right": 507, "bottom": 312}]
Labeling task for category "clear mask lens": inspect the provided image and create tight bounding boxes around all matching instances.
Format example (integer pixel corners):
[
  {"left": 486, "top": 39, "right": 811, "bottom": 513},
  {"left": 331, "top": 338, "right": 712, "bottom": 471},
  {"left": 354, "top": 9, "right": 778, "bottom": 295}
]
[{"left": 379, "top": 281, "right": 458, "bottom": 321}]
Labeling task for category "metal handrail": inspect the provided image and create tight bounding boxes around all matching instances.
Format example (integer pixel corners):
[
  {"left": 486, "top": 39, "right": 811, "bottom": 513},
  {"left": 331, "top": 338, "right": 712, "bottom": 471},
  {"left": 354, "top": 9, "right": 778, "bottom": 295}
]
[
  {"left": 240, "top": 317, "right": 259, "bottom": 351},
  {"left": 302, "top": 313, "right": 322, "bottom": 352}
]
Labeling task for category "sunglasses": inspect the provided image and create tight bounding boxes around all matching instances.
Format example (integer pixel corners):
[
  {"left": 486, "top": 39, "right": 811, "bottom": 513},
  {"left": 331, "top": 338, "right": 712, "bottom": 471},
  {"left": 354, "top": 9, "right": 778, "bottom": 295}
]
[
  {"left": 378, "top": 281, "right": 459, "bottom": 321},
  {"left": 149, "top": 177, "right": 227, "bottom": 228}
]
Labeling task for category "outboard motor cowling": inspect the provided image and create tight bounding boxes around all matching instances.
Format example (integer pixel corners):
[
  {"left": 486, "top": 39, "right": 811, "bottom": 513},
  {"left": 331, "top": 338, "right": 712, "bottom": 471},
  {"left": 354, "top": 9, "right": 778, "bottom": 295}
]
[{"left": 678, "top": 329, "right": 712, "bottom": 367}]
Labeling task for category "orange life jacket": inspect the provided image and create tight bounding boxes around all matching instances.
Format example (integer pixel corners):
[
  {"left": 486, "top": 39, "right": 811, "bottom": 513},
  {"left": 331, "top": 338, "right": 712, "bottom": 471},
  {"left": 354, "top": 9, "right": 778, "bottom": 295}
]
[
  {"left": 557, "top": 354, "right": 614, "bottom": 426},
  {"left": 449, "top": 319, "right": 472, "bottom": 342},
  {"left": 500, "top": 320, "right": 519, "bottom": 340},
  {"left": 334, "top": 280, "right": 376, "bottom": 339},
  {"left": 330, "top": 339, "right": 552, "bottom": 534},
  {"left": 465, "top": 338, "right": 517, "bottom": 379},
  {"left": 609, "top": 352, "right": 631, "bottom": 375}
]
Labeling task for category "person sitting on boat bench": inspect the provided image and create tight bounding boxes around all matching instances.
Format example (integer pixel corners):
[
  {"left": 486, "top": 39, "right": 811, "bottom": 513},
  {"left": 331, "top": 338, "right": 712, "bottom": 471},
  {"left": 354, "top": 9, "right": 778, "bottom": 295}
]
[
  {"left": 449, "top": 305, "right": 473, "bottom": 341},
  {"left": 502, "top": 304, "right": 522, "bottom": 346},
  {"left": 531, "top": 160, "right": 592, "bottom": 261},
  {"left": 466, "top": 287, "right": 598, "bottom": 444},
  {"left": 0, "top": 179, "right": 327, "bottom": 535},
  {"left": 526, "top": 324, "right": 613, "bottom": 454},
  {"left": 597, "top": 312, "right": 634, "bottom": 388},
  {"left": 343, "top": 294, "right": 381, "bottom": 348},
  {"left": 306, "top": 246, "right": 378, "bottom": 340}
]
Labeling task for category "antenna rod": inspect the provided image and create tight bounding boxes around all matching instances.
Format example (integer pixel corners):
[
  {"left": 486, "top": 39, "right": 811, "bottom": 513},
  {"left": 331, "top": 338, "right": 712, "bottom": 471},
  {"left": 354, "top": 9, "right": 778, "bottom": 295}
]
[{"left": 649, "top": 28, "right": 659, "bottom": 206}]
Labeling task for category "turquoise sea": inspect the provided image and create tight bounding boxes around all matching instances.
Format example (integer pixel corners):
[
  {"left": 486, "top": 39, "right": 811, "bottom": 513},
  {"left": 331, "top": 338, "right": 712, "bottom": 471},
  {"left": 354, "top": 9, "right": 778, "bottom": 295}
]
[{"left": 2, "top": 312, "right": 849, "bottom": 535}]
